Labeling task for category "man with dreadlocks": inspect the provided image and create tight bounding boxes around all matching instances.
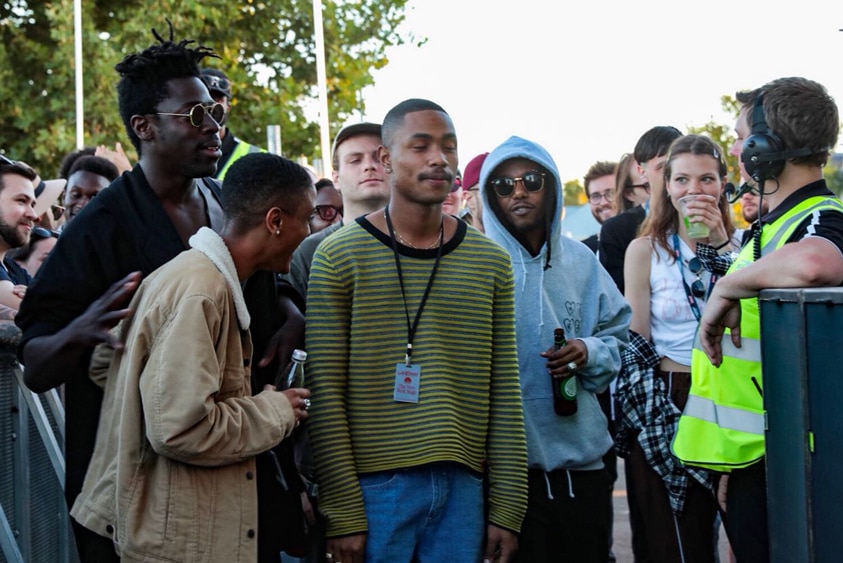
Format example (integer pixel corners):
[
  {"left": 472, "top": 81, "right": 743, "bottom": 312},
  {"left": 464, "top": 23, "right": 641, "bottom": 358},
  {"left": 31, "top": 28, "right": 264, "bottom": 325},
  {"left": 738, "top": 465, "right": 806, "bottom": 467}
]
[
  {"left": 479, "top": 135, "right": 631, "bottom": 563},
  {"left": 16, "top": 23, "right": 307, "bottom": 562}
]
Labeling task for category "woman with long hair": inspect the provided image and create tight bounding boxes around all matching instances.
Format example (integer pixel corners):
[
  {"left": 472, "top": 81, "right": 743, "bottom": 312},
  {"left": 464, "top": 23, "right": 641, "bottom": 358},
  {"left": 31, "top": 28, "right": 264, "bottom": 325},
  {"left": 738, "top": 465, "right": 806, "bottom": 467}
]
[{"left": 618, "top": 134, "right": 734, "bottom": 563}]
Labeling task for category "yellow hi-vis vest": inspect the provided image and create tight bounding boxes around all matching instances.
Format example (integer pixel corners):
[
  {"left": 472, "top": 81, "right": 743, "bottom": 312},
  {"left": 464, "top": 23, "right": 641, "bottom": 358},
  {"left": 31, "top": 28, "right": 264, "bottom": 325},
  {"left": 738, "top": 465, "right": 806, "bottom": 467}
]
[
  {"left": 672, "top": 195, "right": 843, "bottom": 472},
  {"left": 217, "top": 139, "right": 265, "bottom": 180}
]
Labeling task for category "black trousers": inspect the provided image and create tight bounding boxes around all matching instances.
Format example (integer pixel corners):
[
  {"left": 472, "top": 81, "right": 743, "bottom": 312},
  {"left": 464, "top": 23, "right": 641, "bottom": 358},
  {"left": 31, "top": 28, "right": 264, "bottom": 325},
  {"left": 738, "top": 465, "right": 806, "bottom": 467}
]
[
  {"left": 723, "top": 460, "right": 769, "bottom": 563},
  {"left": 515, "top": 467, "right": 611, "bottom": 563}
]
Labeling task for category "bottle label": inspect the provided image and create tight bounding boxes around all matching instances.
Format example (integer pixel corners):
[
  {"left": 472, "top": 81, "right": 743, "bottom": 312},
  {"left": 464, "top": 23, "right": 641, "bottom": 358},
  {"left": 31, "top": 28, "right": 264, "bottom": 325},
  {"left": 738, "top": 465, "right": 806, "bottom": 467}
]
[
  {"left": 562, "top": 376, "right": 577, "bottom": 400},
  {"left": 394, "top": 363, "right": 421, "bottom": 403}
]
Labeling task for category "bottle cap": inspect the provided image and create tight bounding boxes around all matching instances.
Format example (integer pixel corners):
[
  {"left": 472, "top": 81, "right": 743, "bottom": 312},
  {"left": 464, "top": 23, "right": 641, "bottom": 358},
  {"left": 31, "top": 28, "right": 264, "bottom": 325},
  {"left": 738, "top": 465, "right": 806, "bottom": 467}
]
[{"left": 292, "top": 349, "right": 307, "bottom": 362}]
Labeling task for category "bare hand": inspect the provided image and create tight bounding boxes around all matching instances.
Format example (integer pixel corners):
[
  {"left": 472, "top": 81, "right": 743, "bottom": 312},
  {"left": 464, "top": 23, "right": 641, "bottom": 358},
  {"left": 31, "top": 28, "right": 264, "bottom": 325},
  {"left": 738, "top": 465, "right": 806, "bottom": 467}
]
[
  {"left": 683, "top": 194, "right": 729, "bottom": 247},
  {"left": 540, "top": 338, "right": 588, "bottom": 377},
  {"left": 698, "top": 289, "right": 742, "bottom": 367},
  {"left": 12, "top": 284, "right": 26, "bottom": 299},
  {"left": 484, "top": 524, "right": 518, "bottom": 563},
  {"left": 65, "top": 271, "right": 141, "bottom": 349},
  {"left": 326, "top": 533, "right": 366, "bottom": 563},
  {"left": 263, "top": 385, "right": 311, "bottom": 422},
  {"left": 95, "top": 142, "right": 133, "bottom": 174}
]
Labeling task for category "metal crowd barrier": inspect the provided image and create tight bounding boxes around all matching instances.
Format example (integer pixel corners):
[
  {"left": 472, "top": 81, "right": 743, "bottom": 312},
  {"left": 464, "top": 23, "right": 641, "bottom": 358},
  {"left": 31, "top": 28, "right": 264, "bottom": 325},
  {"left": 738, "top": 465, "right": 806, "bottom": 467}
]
[{"left": 0, "top": 322, "right": 77, "bottom": 563}]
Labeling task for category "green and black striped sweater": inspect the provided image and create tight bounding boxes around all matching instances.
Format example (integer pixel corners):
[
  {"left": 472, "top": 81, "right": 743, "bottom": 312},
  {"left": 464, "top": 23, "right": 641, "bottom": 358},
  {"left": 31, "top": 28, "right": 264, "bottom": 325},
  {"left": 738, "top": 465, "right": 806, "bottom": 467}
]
[{"left": 305, "top": 217, "right": 528, "bottom": 538}]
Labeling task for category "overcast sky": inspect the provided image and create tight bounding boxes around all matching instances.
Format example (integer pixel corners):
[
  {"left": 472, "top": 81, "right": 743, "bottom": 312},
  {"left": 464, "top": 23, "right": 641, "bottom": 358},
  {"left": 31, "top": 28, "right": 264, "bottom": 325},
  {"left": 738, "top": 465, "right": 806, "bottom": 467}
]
[{"left": 357, "top": 0, "right": 843, "bottom": 184}]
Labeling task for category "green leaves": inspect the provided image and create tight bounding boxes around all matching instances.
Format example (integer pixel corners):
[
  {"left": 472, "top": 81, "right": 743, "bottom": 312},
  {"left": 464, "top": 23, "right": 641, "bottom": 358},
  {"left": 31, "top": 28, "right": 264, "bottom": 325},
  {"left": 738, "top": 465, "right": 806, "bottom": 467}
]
[{"left": 2, "top": 0, "right": 410, "bottom": 177}]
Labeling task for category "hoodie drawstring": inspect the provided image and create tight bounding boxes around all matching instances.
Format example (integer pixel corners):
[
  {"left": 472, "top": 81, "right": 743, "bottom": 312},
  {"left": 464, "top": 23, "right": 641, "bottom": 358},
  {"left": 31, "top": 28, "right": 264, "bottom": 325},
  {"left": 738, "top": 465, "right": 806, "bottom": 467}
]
[
  {"left": 543, "top": 471, "right": 554, "bottom": 500},
  {"left": 565, "top": 469, "right": 575, "bottom": 498}
]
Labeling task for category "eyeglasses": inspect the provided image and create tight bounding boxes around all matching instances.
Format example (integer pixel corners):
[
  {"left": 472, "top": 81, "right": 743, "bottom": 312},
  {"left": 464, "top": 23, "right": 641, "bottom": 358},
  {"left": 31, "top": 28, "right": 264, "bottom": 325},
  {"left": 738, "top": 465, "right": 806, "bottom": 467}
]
[
  {"left": 0, "top": 155, "right": 14, "bottom": 167},
  {"left": 155, "top": 103, "right": 226, "bottom": 128},
  {"left": 311, "top": 205, "right": 342, "bottom": 222},
  {"left": 31, "top": 226, "right": 59, "bottom": 240},
  {"left": 588, "top": 190, "right": 615, "bottom": 204},
  {"left": 688, "top": 257, "right": 706, "bottom": 298},
  {"left": 629, "top": 182, "right": 650, "bottom": 193},
  {"left": 489, "top": 172, "right": 546, "bottom": 198}
]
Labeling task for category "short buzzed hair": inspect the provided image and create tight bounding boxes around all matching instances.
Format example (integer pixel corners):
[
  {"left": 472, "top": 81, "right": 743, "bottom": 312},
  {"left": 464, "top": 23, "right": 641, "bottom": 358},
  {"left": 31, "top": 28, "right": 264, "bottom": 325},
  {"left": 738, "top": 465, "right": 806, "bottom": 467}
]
[
  {"left": 382, "top": 98, "right": 447, "bottom": 148},
  {"left": 68, "top": 155, "right": 120, "bottom": 183},
  {"left": 221, "top": 153, "right": 313, "bottom": 232},
  {"left": 583, "top": 161, "right": 617, "bottom": 197}
]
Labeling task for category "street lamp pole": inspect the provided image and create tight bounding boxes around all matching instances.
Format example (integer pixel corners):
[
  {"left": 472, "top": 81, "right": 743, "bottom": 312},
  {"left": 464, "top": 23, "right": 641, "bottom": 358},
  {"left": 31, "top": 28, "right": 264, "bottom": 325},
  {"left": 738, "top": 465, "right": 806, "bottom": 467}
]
[{"left": 313, "top": 0, "right": 331, "bottom": 177}]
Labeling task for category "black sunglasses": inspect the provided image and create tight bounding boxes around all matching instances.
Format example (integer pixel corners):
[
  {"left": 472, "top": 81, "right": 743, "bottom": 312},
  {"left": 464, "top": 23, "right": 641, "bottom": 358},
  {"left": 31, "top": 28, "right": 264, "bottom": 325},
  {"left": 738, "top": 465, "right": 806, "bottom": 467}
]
[
  {"left": 204, "top": 75, "right": 230, "bottom": 93},
  {"left": 311, "top": 204, "right": 342, "bottom": 222},
  {"left": 155, "top": 103, "right": 226, "bottom": 128},
  {"left": 489, "top": 171, "right": 546, "bottom": 198},
  {"left": 688, "top": 257, "right": 706, "bottom": 298}
]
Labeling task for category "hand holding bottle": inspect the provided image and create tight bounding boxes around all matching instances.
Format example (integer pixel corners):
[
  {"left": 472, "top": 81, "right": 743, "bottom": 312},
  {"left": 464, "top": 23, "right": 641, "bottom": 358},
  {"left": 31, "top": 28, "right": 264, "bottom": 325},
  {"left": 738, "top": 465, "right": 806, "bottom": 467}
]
[
  {"left": 272, "top": 349, "right": 311, "bottom": 422},
  {"left": 540, "top": 328, "right": 589, "bottom": 416},
  {"left": 263, "top": 385, "right": 312, "bottom": 422}
]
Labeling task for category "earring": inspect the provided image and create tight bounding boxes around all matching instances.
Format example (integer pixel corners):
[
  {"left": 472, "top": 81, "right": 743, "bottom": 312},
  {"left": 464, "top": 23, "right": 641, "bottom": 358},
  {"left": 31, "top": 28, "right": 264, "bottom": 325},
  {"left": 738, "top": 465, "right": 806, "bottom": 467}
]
[
  {"left": 275, "top": 230, "right": 280, "bottom": 236},
  {"left": 385, "top": 165, "right": 392, "bottom": 173}
]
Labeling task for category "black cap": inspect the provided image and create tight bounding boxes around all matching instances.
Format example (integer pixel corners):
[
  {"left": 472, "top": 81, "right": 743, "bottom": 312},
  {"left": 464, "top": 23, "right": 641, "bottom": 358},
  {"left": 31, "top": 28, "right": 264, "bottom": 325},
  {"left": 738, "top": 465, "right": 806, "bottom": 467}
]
[
  {"left": 201, "top": 68, "right": 232, "bottom": 99},
  {"left": 331, "top": 122, "right": 382, "bottom": 158}
]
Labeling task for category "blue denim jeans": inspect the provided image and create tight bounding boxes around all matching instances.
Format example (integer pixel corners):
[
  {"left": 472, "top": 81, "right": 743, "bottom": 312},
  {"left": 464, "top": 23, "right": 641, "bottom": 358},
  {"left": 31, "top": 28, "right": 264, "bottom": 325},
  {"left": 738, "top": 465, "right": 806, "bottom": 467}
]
[{"left": 358, "top": 462, "right": 485, "bottom": 563}]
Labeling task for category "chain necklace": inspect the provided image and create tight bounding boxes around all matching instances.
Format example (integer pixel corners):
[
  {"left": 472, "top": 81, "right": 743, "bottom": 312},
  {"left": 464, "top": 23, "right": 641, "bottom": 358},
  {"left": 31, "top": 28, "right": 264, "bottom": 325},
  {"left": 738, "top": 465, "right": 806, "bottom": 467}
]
[{"left": 384, "top": 210, "right": 443, "bottom": 249}]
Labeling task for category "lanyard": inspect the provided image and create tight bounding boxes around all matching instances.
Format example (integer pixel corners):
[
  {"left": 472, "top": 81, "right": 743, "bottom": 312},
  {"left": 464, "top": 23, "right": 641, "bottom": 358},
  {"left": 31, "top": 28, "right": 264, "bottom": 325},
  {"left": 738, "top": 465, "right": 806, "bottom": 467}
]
[
  {"left": 384, "top": 206, "right": 444, "bottom": 365},
  {"left": 672, "top": 233, "right": 716, "bottom": 322}
]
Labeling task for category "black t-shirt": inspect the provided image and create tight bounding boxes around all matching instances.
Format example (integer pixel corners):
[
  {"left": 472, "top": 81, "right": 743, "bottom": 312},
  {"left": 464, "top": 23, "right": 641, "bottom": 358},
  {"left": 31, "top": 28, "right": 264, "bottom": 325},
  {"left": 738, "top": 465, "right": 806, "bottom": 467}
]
[
  {"left": 598, "top": 205, "right": 646, "bottom": 293},
  {"left": 763, "top": 180, "right": 843, "bottom": 252},
  {"left": 0, "top": 256, "right": 32, "bottom": 286}
]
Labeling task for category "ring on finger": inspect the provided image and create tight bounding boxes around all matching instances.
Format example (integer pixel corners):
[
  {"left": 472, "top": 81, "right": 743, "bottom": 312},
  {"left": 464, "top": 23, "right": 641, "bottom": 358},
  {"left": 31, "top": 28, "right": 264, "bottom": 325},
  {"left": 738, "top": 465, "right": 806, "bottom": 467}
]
[
  {"left": 303, "top": 398, "right": 312, "bottom": 410},
  {"left": 567, "top": 361, "right": 578, "bottom": 371}
]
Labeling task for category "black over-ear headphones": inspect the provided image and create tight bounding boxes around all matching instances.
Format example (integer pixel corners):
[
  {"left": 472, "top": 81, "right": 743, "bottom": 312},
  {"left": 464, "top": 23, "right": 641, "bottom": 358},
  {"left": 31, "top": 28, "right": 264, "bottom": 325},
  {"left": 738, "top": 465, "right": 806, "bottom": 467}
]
[{"left": 741, "top": 94, "right": 813, "bottom": 183}]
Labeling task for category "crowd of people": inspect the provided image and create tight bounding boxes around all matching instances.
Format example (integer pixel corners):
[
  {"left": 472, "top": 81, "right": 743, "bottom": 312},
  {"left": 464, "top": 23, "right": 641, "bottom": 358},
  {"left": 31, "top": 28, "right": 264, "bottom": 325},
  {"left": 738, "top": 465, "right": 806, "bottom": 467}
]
[{"left": 2, "top": 22, "right": 842, "bottom": 563}]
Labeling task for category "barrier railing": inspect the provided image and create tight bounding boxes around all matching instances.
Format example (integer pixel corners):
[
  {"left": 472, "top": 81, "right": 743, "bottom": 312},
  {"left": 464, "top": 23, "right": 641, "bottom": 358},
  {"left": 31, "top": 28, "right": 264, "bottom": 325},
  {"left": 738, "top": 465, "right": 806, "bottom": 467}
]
[{"left": 0, "top": 322, "right": 76, "bottom": 563}]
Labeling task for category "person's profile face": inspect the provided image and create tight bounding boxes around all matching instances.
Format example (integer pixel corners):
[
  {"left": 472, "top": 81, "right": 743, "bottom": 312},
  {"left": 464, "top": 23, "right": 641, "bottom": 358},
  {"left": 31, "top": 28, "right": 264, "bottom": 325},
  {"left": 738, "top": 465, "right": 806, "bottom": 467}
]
[
  {"left": 0, "top": 173, "right": 38, "bottom": 249},
  {"left": 641, "top": 154, "right": 668, "bottom": 198},
  {"left": 731, "top": 107, "right": 752, "bottom": 183},
  {"left": 149, "top": 77, "right": 222, "bottom": 179}
]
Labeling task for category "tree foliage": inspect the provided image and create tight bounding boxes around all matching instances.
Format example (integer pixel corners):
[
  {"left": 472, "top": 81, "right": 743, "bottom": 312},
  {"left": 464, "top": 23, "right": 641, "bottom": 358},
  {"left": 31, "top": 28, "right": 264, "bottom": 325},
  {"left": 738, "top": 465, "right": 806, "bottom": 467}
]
[{"left": 1, "top": 0, "right": 412, "bottom": 176}]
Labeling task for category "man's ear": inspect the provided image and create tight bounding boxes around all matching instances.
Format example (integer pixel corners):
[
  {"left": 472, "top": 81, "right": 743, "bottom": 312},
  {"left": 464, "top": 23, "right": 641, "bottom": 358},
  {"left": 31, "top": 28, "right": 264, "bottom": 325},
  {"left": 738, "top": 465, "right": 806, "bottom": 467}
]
[
  {"left": 378, "top": 145, "right": 391, "bottom": 172},
  {"left": 131, "top": 115, "right": 155, "bottom": 143},
  {"left": 265, "top": 206, "right": 284, "bottom": 235}
]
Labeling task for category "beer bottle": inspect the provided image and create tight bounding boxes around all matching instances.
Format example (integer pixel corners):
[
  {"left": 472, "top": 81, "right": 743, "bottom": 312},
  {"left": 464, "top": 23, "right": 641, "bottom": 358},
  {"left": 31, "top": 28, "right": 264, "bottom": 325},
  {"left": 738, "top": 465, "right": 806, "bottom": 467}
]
[{"left": 551, "top": 328, "right": 578, "bottom": 416}]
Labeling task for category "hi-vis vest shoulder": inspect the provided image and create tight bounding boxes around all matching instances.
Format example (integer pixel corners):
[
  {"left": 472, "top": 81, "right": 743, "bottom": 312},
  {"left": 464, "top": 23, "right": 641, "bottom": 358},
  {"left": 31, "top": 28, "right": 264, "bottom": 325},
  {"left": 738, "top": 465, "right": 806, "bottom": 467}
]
[
  {"left": 672, "top": 196, "right": 843, "bottom": 472},
  {"left": 217, "top": 139, "right": 265, "bottom": 180}
]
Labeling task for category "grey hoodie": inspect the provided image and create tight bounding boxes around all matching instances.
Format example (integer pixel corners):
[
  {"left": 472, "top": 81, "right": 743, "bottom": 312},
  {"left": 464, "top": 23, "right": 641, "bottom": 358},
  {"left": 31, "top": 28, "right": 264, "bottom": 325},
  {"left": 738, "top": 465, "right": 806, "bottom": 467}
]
[{"left": 480, "top": 135, "right": 631, "bottom": 472}]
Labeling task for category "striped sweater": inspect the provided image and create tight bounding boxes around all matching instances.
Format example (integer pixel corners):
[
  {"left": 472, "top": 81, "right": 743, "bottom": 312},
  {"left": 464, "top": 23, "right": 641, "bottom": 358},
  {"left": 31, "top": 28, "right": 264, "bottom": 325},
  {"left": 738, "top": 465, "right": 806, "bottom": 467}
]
[{"left": 305, "top": 217, "right": 528, "bottom": 538}]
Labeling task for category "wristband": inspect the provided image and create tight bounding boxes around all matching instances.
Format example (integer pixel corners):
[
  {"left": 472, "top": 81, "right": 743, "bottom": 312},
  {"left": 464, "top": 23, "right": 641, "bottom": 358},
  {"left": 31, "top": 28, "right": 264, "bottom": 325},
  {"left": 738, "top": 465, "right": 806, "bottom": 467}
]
[{"left": 712, "top": 240, "right": 730, "bottom": 251}]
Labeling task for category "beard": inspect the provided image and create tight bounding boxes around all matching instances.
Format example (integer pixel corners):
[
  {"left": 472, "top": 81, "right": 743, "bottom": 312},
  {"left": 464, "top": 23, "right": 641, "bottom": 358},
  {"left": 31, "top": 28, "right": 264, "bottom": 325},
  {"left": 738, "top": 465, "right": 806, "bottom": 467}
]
[{"left": 0, "top": 216, "right": 29, "bottom": 249}]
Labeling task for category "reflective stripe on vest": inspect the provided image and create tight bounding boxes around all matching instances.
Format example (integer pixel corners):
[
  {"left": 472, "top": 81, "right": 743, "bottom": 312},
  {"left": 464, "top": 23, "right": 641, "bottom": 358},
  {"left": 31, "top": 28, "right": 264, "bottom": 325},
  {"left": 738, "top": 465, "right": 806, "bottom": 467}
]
[
  {"left": 673, "top": 195, "right": 843, "bottom": 472},
  {"left": 683, "top": 395, "right": 764, "bottom": 435}
]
